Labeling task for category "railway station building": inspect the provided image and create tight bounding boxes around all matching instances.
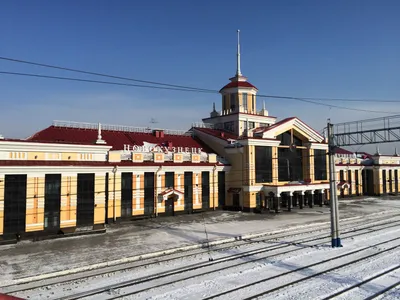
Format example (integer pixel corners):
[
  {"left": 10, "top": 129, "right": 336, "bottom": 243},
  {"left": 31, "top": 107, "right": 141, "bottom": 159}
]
[{"left": 1, "top": 32, "right": 399, "bottom": 241}]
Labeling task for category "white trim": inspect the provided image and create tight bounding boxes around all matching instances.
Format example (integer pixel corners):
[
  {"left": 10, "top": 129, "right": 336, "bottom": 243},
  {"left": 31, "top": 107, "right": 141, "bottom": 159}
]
[
  {"left": 242, "top": 139, "right": 281, "bottom": 147},
  {"left": 0, "top": 165, "right": 229, "bottom": 176},
  {"left": 309, "top": 143, "right": 329, "bottom": 150},
  {"left": 220, "top": 87, "right": 258, "bottom": 94},
  {"left": 26, "top": 223, "right": 44, "bottom": 228},
  {"left": 60, "top": 220, "right": 76, "bottom": 224},
  {"left": 0, "top": 140, "right": 111, "bottom": 153},
  {"left": 261, "top": 118, "right": 324, "bottom": 143}
]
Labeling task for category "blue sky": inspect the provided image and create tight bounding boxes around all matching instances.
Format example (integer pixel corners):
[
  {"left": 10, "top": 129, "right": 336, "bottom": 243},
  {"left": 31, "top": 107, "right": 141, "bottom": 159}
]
[{"left": 1, "top": 0, "right": 400, "bottom": 152}]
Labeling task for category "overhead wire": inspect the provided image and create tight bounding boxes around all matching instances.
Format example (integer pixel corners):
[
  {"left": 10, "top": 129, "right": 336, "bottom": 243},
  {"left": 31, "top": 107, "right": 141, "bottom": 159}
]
[{"left": 1, "top": 56, "right": 400, "bottom": 114}]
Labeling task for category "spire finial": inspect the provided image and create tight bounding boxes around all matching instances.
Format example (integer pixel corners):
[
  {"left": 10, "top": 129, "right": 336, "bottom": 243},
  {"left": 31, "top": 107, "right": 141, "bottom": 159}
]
[
  {"left": 263, "top": 100, "right": 266, "bottom": 110},
  {"left": 395, "top": 147, "right": 398, "bottom": 156},
  {"left": 96, "top": 122, "right": 106, "bottom": 144},
  {"left": 97, "top": 122, "right": 102, "bottom": 140},
  {"left": 236, "top": 29, "right": 242, "bottom": 76},
  {"left": 213, "top": 102, "right": 216, "bottom": 111},
  {"left": 375, "top": 146, "right": 380, "bottom": 155}
]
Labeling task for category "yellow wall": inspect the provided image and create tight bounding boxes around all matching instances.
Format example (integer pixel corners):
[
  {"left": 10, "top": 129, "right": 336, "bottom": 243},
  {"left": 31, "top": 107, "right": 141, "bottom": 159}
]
[
  {"left": 61, "top": 153, "right": 78, "bottom": 161},
  {"left": 94, "top": 176, "right": 106, "bottom": 224},
  {"left": 60, "top": 176, "right": 77, "bottom": 228}
]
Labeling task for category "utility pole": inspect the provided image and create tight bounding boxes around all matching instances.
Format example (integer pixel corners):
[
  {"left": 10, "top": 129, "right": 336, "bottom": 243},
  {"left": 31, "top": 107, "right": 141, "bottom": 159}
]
[{"left": 327, "top": 119, "right": 342, "bottom": 247}]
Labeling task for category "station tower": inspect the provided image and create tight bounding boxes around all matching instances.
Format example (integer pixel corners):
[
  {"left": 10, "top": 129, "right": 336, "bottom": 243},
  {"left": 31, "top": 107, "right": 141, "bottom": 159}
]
[{"left": 203, "top": 30, "right": 276, "bottom": 137}]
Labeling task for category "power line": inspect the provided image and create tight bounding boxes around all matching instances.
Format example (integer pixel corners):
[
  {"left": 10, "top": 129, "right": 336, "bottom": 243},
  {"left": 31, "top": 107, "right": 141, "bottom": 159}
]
[
  {"left": 257, "top": 95, "right": 400, "bottom": 114},
  {"left": 0, "top": 71, "right": 217, "bottom": 94},
  {"left": 0, "top": 56, "right": 215, "bottom": 93},
  {"left": 2, "top": 55, "right": 400, "bottom": 102},
  {"left": 1, "top": 69, "right": 399, "bottom": 114}
]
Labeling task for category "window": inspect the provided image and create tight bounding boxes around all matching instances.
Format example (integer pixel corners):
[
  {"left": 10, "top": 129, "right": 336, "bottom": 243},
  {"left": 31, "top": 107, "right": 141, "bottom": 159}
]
[
  {"left": 314, "top": 149, "right": 327, "bottom": 180},
  {"left": 224, "top": 121, "right": 235, "bottom": 132},
  {"left": 255, "top": 146, "right": 273, "bottom": 183},
  {"left": 165, "top": 172, "right": 175, "bottom": 189},
  {"left": 277, "top": 130, "right": 303, "bottom": 146},
  {"left": 260, "top": 123, "right": 268, "bottom": 127},
  {"left": 242, "top": 93, "right": 248, "bottom": 110},
  {"left": 230, "top": 94, "right": 236, "bottom": 111},
  {"left": 248, "top": 121, "right": 255, "bottom": 129},
  {"left": 278, "top": 148, "right": 303, "bottom": 182}
]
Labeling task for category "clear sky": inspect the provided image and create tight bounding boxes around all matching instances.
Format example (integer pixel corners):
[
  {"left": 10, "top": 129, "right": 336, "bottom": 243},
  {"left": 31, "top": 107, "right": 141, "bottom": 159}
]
[{"left": 1, "top": 0, "right": 400, "bottom": 153}]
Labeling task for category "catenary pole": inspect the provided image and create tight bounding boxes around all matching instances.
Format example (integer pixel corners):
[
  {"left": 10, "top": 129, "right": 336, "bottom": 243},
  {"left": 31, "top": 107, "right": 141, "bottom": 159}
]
[{"left": 327, "top": 119, "right": 342, "bottom": 247}]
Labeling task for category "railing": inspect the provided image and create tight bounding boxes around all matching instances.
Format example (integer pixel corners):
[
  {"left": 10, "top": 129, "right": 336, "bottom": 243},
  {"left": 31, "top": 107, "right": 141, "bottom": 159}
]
[
  {"left": 53, "top": 120, "right": 192, "bottom": 136},
  {"left": 191, "top": 122, "right": 215, "bottom": 129}
]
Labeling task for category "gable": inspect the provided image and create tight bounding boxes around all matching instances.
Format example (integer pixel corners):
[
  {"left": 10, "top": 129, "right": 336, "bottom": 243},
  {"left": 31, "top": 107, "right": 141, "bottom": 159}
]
[{"left": 259, "top": 118, "right": 324, "bottom": 143}]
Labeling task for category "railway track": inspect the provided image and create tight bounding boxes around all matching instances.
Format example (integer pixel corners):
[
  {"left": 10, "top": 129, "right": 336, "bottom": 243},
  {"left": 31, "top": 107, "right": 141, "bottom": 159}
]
[
  {"left": 4, "top": 212, "right": 399, "bottom": 295},
  {"left": 321, "top": 265, "right": 400, "bottom": 300},
  {"left": 228, "top": 237, "right": 400, "bottom": 300},
  {"left": 10, "top": 217, "right": 399, "bottom": 300}
]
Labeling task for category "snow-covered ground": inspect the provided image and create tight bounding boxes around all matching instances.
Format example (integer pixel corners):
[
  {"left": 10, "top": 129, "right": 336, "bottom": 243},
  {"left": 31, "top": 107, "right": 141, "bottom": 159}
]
[{"left": 1, "top": 197, "right": 400, "bottom": 299}]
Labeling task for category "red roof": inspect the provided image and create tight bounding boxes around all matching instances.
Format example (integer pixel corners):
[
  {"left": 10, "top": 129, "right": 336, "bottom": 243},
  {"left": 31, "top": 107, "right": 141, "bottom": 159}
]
[
  {"left": 219, "top": 81, "right": 257, "bottom": 92},
  {"left": 193, "top": 127, "right": 239, "bottom": 141},
  {"left": 335, "top": 147, "right": 354, "bottom": 155},
  {"left": 28, "top": 126, "right": 213, "bottom": 152}
]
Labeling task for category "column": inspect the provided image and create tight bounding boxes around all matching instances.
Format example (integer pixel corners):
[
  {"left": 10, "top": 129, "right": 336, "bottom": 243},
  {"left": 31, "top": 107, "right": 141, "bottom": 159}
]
[
  {"left": 299, "top": 191, "right": 304, "bottom": 209},
  {"left": 319, "top": 189, "right": 324, "bottom": 206},
  {"left": 274, "top": 194, "right": 281, "bottom": 213},
  {"left": 309, "top": 190, "right": 314, "bottom": 208},
  {"left": 288, "top": 192, "right": 293, "bottom": 212}
]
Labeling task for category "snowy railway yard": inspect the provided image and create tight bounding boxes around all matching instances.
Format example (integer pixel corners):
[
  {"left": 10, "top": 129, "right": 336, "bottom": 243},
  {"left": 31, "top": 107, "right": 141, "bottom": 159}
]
[{"left": 1, "top": 198, "right": 400, "bottom": 300}]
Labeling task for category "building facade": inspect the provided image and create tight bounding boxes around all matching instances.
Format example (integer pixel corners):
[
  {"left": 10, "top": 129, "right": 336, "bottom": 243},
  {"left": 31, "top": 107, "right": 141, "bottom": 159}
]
[
  {"left": 335, "top": 147, "right": 400, "bottom": 197},
  {"left": 0, "top": 122, "right": 229, "bottom": 240},
  {"left": 1, "top": 31, "right": 399, "bottom": 241}
]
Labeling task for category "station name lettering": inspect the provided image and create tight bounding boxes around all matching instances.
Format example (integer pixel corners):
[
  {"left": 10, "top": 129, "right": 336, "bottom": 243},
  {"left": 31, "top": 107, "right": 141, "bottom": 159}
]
[{"left": 123, "top": 144, "right": 202, "bottom": 154}]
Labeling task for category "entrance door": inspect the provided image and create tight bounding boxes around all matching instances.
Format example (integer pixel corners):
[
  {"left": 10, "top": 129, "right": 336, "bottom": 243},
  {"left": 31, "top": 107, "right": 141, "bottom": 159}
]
[
  {"left": 184, "top": 172, "right": 193, "bottom": 213},
  {"left": 339, "top": 170, "right": 344, "bottom": 198},
  {"left": 232, "top": 193, "right": 240, "bottom": 208},
  {"left": 395, "top": 170, "right": 399, "bottom": 194},
  {"left": 382, "top": 170, "right": 387, "bottom": 194},
  {"left": 3, "top": 175, "right": 27, "bottom": 237},
  {"left": 44, "top": 174, "right": 61, "bottom": 231},
  {"left": 165, "top": 196, "right": 175, "bottom": 216},
  {"left": 77, "top": 173, "right": 95, "bottom": 226},
  {"left": 121, "top": 172, "right": 133, "bottom": 218},
  {"left": 389, "top": 170, "right": 393, "bottom": 194},
  {"left": 144, "top": 172, "right": 155, "bottom": 216}
]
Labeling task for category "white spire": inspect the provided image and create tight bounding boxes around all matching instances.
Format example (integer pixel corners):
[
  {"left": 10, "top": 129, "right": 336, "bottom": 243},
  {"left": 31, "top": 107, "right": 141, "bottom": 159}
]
[
  {"left": 375, "top": 146, "right": 380, "bottom": 155},
  {"left": 96, "top": 122, "right": 106, "bottom": 144},
  {"left": 263, "top": 100, "right": 266, "bottom": 110},
  {"left": 236, "top": 29, "right": 242, "bottom": 76},
  {"left": 97, "top": 123, "right": 102, "bottom": 140}
]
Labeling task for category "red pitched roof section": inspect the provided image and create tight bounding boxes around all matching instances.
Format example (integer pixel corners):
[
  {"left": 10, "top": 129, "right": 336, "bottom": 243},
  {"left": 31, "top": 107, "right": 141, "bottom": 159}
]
[
  {"left": 193, "top": 127, "right": 239, "bottom": 141},
  {"left": 219, "top": 81, "right": 257, "bottom": 92},
  {"left": 335, "top": 147, "right": 354, "bottom": 155},
  {"left": 28, "top": 126, "right": 214, "bottom": 152}
]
